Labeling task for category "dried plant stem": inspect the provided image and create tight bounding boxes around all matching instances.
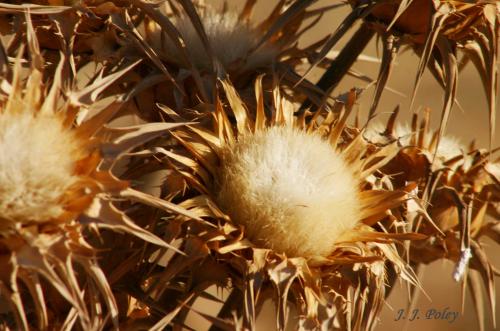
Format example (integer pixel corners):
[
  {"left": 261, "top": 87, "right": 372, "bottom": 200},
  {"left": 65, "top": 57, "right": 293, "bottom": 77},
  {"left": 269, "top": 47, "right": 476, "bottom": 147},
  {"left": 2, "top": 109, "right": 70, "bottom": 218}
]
[
  {"left": 299, "top": 23, "right": 374, "bottom": 113},
  {"left": 384, "top": 261, "right": 398, "bottom": 299},
  {"left": 208, "top": 290, "right": 243, "bottom": 331}
]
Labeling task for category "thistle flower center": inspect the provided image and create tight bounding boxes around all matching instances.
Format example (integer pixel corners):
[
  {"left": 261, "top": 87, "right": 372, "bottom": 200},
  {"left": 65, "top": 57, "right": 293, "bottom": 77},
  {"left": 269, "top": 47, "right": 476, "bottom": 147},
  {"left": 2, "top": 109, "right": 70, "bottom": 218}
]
[
  {"left": 0, "top": 111, "right": 82, "bottom": 224},
  {"left": 169, "top": 10, "right": 278, "bottom": 71},
  {"left": 216, "top": 126, "right": 361, "bottom": 257}
]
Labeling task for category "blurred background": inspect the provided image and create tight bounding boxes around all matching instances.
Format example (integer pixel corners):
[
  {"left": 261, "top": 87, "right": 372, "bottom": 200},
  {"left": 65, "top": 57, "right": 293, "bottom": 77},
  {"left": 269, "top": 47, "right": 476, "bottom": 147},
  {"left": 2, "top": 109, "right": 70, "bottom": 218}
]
[{"left": 191, "top": 1, "right": 500, "bottom": 330}]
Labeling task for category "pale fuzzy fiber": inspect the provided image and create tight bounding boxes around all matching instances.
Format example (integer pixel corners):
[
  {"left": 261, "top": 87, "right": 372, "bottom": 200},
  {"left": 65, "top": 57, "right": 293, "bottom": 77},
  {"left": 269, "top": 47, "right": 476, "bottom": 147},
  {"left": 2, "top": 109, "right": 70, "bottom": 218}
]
[
  {"left": 365, "top": 122, "right": 464, "bottom": 161},
  {"left": 164, "top": 10, "right": 278, "bottom": 71},
  {"left": 216, "top": 126, "right": 361, "bottom": 257},
  {"left": 0, "top": 111, "right": 82, "bottom": 224}
]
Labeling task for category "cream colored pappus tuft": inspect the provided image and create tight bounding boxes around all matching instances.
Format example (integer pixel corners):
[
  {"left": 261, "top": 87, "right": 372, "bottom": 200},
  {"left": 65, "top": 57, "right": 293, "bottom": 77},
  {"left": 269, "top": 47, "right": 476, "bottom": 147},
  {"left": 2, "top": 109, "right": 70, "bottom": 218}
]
[
  {"left": 216, "top": 126, "right": 361, "bottom": 258},
  {"left": 0, "top": 110, "right": 83, "bottom": 223},
  {"left": 164, "top": 9, "right": 278, "bottom": 71},
  {"left": 365, "top": 121, "right": 464, "bottom": 161}
]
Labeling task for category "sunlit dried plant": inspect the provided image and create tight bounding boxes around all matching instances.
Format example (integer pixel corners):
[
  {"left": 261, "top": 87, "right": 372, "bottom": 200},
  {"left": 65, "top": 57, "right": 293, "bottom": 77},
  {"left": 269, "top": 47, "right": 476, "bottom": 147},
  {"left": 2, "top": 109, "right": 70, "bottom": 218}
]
[
  {"left": 348, "top": 0, "right": 498, "bottom": 145},
  {"left": 0, "top": 1, "right": 498, "bottom": 331},
  {"left": 0, "top": 21, "right": 192, "bottom": 330},
  {"left": 130, "top": 79, "right": 427, "bottom": 330}
]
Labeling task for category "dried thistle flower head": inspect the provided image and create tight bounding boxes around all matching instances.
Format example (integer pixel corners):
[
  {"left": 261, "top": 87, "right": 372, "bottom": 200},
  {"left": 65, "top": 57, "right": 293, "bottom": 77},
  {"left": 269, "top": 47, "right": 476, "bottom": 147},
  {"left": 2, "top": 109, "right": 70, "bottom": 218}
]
[
  {"left": 0, "top": 106, "right": 84, "bottom": 225},
  {"left": 217, "top": 126, "right": 360, "bottom": 257},
  {"left": 167, "top": 9, "right": 278, "bottom": 71},
  {"left": 169, "top": 80, "right": 422, "bottom": 259},
  {"left": 0, "top": 57, "right": 112, "bottom": 329},
  {"left": 152, "top": 80, "right": 424, "bottom": 330},
  {"left": 0, "top": 47, "right": 188, "bottom": 329}
]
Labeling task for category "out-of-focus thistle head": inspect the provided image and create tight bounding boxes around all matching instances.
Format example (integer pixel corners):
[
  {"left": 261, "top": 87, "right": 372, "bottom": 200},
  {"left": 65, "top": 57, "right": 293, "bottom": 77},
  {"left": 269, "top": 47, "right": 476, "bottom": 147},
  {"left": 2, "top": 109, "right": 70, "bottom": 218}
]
[
  {"left": 152, "top": 8, "right": 279, "bottom": 75},
  {"left": 365, "top": 112, "right": 466, "bottom": 168},
  {"left": 348, "top": 0, "right": 498, "bottom": 149},
  {"left": 0, "top": 0, "right": 336, "bottom": 122},
  {"left": 137, "top": 79, "right": 428, "bottom": 331},
  {"left": 0, "top": 20, "right": 191, "bottom": 330},
  {"left": 135, "top": 0, "right": 340, "bottom": 118},
  {"left": 365, "top": 109, "right": 500, "bottom": 331}
]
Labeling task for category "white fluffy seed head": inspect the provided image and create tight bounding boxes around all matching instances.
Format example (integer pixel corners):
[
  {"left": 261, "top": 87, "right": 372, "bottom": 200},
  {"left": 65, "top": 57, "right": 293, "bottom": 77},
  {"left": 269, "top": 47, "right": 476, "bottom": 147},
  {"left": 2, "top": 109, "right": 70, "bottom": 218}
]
[
  {"left": 165, "top": 10, "right": 278, "bottom": 71},
  {"left": 216, "top": 126, "right": 361, "bottom": 257},
  {"left": 0, "top": 110, "right": 83, "bottom": 224}
]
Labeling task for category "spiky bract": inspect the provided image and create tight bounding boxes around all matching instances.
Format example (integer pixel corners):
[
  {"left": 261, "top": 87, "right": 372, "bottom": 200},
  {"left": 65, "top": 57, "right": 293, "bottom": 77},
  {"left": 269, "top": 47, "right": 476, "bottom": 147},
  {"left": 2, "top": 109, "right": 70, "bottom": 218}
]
[{"left": 348, "top": 0, "right": 498, "bottom": 149}]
